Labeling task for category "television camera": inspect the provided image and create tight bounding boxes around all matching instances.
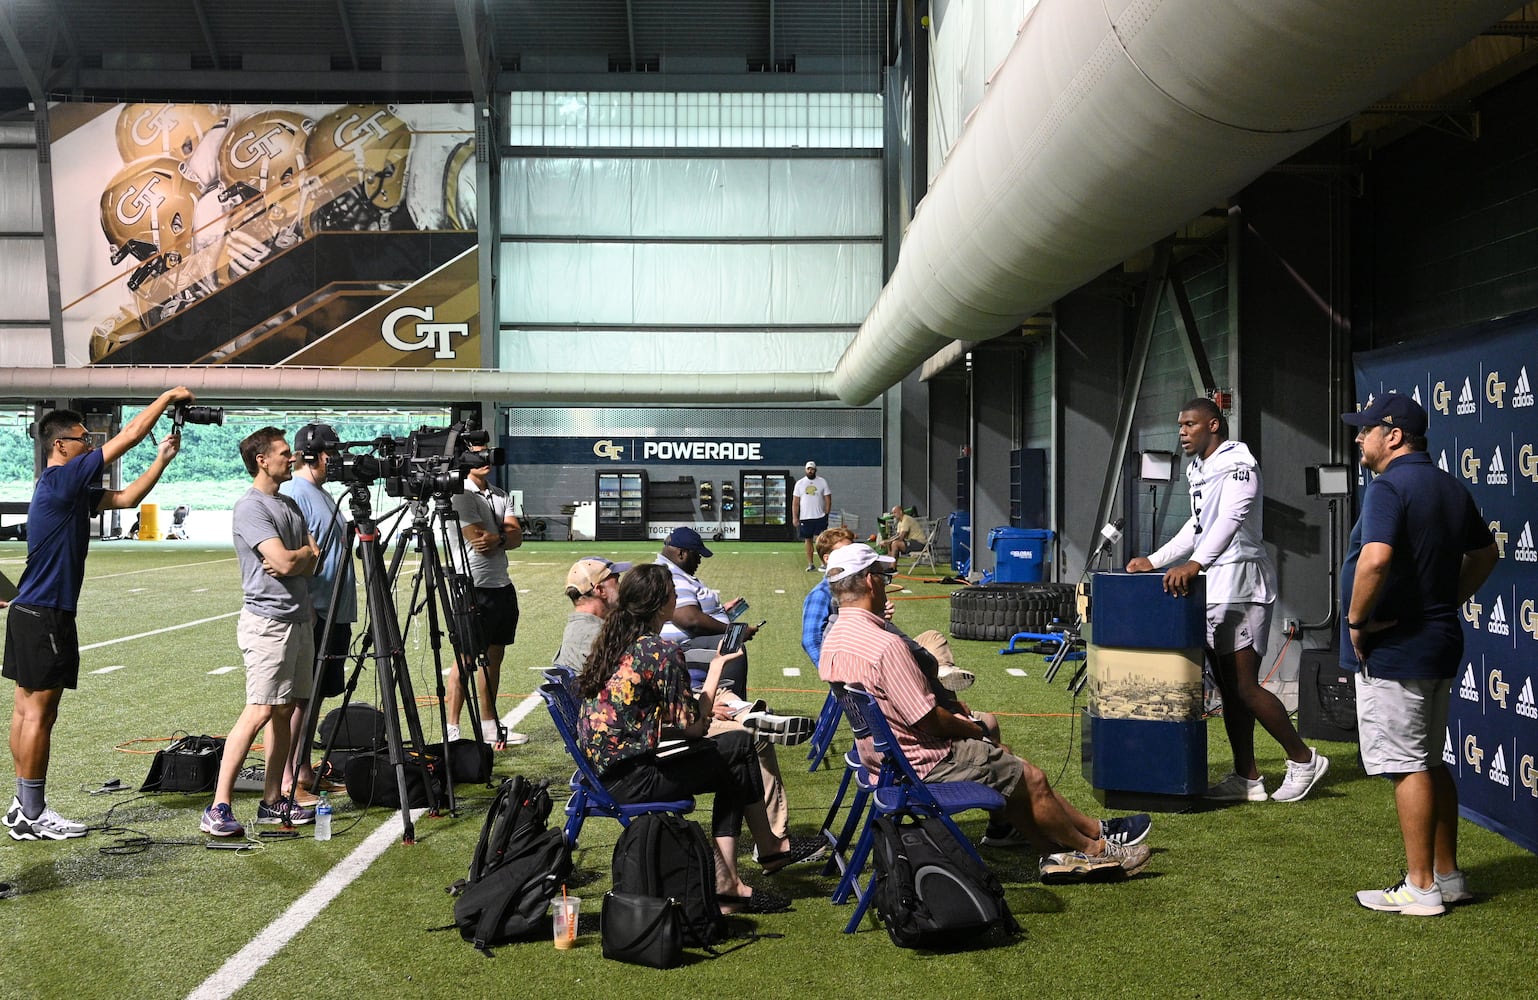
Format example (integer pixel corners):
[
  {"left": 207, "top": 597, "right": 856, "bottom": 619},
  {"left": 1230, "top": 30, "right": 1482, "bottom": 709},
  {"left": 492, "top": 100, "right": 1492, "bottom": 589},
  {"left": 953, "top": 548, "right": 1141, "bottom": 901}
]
[{"left": 332, "top": 422, "right": 503, "bottom": 501}]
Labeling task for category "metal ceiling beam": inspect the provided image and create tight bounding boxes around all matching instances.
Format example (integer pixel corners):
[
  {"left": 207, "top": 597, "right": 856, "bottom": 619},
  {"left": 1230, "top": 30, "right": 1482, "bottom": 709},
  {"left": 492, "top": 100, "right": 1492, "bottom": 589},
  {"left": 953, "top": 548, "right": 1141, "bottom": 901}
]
[
  {"left": 189, "top": 0, "right": 222, "bottom": 71},
  {"left": 455, "top": 0, "right": 499, "bottom": 104},
  {"left": 335, "top": 0, "right": 360, "bottom": 71},
  {"left": 625, "top": 0, "right": 638, "bottom": 71},
  {"left": 0, "top": 7, "right": 45, "bottom": 102}
]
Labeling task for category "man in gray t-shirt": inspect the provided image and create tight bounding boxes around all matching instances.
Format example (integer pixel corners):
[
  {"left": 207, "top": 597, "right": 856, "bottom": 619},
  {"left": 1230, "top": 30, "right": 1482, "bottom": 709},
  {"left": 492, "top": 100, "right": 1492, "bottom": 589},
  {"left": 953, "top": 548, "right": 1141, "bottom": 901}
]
[
  {"left": 201, "top": 428, "right": 320, "bottom": 840},
  {"left": 443, "top": 443, "right": 524, "bottom": 748}
]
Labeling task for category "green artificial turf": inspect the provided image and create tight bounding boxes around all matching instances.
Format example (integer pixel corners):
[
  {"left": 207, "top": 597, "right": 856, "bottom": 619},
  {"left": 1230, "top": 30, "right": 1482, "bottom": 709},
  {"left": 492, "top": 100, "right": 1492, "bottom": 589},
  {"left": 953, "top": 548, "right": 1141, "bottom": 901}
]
[{"left": 0, "top": 539, "right": 1533, "bottom": 999}]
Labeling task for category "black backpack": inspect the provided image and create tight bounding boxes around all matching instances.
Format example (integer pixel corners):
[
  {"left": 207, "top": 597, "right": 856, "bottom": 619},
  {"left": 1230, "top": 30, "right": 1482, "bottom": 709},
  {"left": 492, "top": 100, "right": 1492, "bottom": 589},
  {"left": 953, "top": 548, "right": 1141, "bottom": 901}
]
[
  {"left": 611, "top": 813, "right": 725, "bottom": 947},
  {"left": 870, "top": 815, "right": 1020, "bottom": 950},
  {"left": 451, "top": 775, "right": 573, "bottom": 954}
]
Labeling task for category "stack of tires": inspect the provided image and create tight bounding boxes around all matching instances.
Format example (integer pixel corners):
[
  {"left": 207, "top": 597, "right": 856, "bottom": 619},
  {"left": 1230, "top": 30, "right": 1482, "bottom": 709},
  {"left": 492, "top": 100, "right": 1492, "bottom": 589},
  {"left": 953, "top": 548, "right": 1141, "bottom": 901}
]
[{"left": 949, "top": 583, "right": 1076, "bottom": 642}]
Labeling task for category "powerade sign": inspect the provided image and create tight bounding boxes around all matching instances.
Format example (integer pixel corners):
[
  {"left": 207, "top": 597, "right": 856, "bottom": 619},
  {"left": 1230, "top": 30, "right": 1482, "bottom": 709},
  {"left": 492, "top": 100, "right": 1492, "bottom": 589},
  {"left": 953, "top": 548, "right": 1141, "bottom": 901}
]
[
  {"left": 1355, "top": 316, "right": 1537, "bottom": 855},
  {"left": 506, "top": 436, "right": 882, "bottom": 467}
]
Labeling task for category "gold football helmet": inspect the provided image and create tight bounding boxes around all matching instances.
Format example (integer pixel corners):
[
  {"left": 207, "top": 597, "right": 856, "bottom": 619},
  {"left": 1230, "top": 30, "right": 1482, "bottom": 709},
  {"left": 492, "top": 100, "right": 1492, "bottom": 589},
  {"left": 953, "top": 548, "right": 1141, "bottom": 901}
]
[
  {"left": 307, "top": 104, "right": 413, "bottom": 229},
  {"left": 115, "top": 103, "right": 227, "bottom": 162},
  {"left": 88, "top": 306, "right": 150, "bottom": 363},
  {"left": 99, "top": 155, "right": 199, "bottom": 293},
  {"left": 216, "top": 110, "right": 313, "bottom": 243}
]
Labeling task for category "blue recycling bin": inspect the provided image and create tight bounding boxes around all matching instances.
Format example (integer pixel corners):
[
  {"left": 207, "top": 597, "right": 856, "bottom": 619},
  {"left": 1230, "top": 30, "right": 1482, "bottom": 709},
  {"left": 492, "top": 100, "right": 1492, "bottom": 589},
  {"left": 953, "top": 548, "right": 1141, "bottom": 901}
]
[
  {"left": 948, "top": 511, "right": 971, "bottom": 573},
  {"left": 987, "top": 527, "right": 1053, "bottom": 583}
]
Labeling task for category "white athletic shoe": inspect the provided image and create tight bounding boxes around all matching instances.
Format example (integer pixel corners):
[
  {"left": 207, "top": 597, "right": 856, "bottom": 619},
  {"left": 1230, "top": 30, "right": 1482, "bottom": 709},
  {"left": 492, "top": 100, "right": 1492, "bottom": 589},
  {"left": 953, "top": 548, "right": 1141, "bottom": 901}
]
[
  {"left": 1206, "top": 772, "right": 1268, "bottom": 801},
  {"left": 5, "top": 800, "right": 88, "bottom": 841},
  {"left": 1272, "top": 749, "right": 1330, "bottom": 802}
]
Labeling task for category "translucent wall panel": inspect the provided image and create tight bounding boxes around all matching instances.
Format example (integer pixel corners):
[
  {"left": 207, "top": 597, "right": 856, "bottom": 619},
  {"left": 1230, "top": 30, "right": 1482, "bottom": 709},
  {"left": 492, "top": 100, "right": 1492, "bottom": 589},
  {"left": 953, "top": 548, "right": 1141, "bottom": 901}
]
[
  {"left": 0, "top": 327, "right": 54, "bottom": 366},
  {"left": 508, "top": 91, "right": 883, "bottom": 149},
  {"left": 499, "top": 328, "right": 855, "bottom": 374},
  {"left": 500, "top": 242, "right": 881, "bottom": 326},
  {"left": 0, "top": 149, "right": 42, "bottom": 231},
  {"left": 502, "top": 157, "right": 882, "bottom": 238},
  {"left": 0, "top": 240, "right": 49, "bottom": 320}
]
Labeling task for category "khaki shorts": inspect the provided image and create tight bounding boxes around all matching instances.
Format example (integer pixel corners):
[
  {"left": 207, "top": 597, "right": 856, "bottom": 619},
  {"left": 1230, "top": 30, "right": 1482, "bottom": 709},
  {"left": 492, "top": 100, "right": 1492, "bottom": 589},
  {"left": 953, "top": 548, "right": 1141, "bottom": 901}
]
[
  {"left": 923, "top": 738, "right": 1023, "bottom": 798},
  {"left": 237, "top": 610, "right": 315, "bottom": 705},
  {"left": 1208, "top": 602, "right": 1272, "bottom": 657},
  {"left": 1355, "top": 672, "right": 1450, "bottom": 775}
]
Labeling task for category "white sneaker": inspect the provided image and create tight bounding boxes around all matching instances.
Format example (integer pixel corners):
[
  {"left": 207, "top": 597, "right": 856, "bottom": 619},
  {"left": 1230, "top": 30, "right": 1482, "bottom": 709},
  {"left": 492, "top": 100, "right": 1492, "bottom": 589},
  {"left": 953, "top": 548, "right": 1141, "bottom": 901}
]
[
  {"left": 1206, "top": 772, "right": 1268, "bottom": 801},
  {"left": 1357, "top": 877, "right": 1445, "bottom": 916},
  {"left": 937, "top": 664, "right": 976, "bottom": 692},
  {"left": 445, "top": 724, "right": 461, "bottom": 742},
  {"left": 1435, "top": 869, "right": 1473, "bottom": 904},
  {"left": 1272, "top": 749, "right": 1330, "bottom": 802},
  {"left": 6, "top": 802, "right": 88, "bottom": 841}
]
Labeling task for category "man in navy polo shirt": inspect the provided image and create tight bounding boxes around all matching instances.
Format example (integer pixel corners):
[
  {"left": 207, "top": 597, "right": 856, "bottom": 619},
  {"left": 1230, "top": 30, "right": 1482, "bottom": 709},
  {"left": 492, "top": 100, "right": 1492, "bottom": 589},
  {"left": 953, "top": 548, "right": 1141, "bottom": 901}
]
[
  {"left": 3, "top": 388, "right": 193, "bottom": 841},
  {"left": 1340, "top": 393, "right": 1497, "bottom": 915}
]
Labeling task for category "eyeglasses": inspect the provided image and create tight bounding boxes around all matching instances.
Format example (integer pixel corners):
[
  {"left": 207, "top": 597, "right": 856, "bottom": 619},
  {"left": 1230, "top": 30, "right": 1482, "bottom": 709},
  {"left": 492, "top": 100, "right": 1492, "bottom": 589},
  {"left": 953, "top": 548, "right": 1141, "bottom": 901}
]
[{"left": 56, "top": 434, "right": 94, "bottom": 449}]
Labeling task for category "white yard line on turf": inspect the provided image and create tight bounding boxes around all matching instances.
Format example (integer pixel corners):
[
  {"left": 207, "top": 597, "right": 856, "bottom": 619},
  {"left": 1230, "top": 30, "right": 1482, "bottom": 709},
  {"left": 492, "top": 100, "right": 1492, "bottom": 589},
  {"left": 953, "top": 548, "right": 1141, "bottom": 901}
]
[
  {"left": 80, "top": 612, "right": 240, "bottom": 651},
  {"left": 90, "top": 556, "right": 237, "bottom": 580},
  {"left": 185, "top": 691, "right": 544, "bottom": 1000}
]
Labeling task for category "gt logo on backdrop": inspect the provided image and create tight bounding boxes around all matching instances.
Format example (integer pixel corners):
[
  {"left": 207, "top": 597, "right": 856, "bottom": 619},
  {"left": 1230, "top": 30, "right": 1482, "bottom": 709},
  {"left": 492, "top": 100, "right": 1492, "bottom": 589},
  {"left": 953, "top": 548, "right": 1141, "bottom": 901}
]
[
  {"left": 1488, "top": 669, "right": 1511, "bottom": 710},
  {"left": 1460, "top": 448, "right": 1481, "bottom": 484},
  {"left": 1463, "top": 597, "right": 1483, "bottom": 629},
  {"left": 1522, "top": 599, "right": 1538, "bottom": 641},
  {"left": 1486, "top": 370, "right": 1507, "bottom": 407},
  {"left": 1464, "top": 734, "right": 1485, "bottom": 773},
  {"left": 593, "top": 440, "right": 626, "bottom": 461},
  {"left": 1490, "top": 521, "right": 1508, "bottom": 559},
  {"left": 1433, "top": 380, "right": 1452, "bottom": 415},
  {"left": 1518, "top": 443, "right": 1538, "bottom": 483},
  {"left": 380, "top": 306, "right": 468, "bottom": 360},
  {"left": 114, "top": 175, "right": 166, "bottom": 226},
  {"left": 1521, "top": 754, "right": 1538, "bottom": 798}
]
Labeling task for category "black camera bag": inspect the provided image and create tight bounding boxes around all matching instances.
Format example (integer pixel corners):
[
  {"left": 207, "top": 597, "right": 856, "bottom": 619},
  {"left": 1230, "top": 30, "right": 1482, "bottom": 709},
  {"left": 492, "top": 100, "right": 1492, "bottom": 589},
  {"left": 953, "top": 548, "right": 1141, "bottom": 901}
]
[{"left": 140, "top": 734, "right": 225, "bottom": 793}]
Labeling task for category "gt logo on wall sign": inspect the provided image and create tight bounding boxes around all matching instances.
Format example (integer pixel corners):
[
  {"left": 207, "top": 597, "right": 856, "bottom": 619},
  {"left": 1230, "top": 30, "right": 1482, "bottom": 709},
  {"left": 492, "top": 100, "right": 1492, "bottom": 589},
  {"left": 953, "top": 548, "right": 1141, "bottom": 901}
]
[
  {"left": 1433, "top": 380, "right": 1452, "bottom": 414},
  {"left": 1460, "top": 448, "right": 1481, "bottom": 484},
  {"left": 593, "top": 440, "right": 626, "bottom": 461},
  {"left": 1464, "top": 734, "right": 1485, "bottom": 773},
  {"left": 1486, "top": 370, "right": 1507, "bottom": 408},
  {"left": 1518, "top": 444, "right": 1538, "bottom": 483},
  {"left": 1521, "top": 754, "right": 1538, "bottom": 798},
  {"left": 381, "top": 305, "right": 468, "bottom": 359},
  {"left": 1488, "top": 669, "right": 1510, "bottom": 709},
  {"left": 1490, "top": 521, "right": 1508, "bottom": 559}
]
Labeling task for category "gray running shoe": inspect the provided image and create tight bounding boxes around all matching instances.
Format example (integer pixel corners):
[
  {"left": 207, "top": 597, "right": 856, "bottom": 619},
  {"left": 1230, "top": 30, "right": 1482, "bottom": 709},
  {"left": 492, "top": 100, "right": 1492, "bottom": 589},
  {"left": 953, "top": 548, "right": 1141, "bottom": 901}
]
[
  {"left": 1356, "top": 877, "right": 1445, "bottom": 916},
  {"left": 6, "top": 801, "right": 88, "bottom": 841},
  {"left": 1206, "top": 772, "right": 1267, "bottom": 801},
  {"left": 1435, "top": 869, "right": 1473, "bottom": 904}
]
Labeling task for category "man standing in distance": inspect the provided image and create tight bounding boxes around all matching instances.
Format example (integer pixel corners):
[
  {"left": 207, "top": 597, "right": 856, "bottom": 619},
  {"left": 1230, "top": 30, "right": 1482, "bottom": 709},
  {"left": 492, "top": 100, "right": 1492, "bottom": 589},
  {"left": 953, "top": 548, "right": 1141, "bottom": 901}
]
[
  {"left": 445, "top": 439, "right": 525, "bottom": 749},
  {"left": 4, "top": 388, "right": 192, "bottom": 841},
  {"left": 792, "top": 461, "right": 832, "bottom": 572},
  {"left": 276, "top": 422, "right": 356, "bottom": 795},
  {"left": 203, "top": 428, "right": 319, "bottom": 838},
  {"left": 1127, "top": 397, "right": 1327, "bottom": 803},
  {"left": 1341, "top": 394, "right": 1496, "bottom": 915}
]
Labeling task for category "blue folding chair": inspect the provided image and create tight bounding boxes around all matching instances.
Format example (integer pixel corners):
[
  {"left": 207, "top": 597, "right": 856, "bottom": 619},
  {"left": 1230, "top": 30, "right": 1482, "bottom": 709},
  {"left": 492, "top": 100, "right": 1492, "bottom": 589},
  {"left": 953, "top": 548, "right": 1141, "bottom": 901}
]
[
  {"left": 537, "top": 675, "right": 694, "bottom": 849},
  {"left": 805, "top": 689, "right": 844, "bottom": 771},
  {"left": 831, "top": 683, "right": 1006, "bottom": 933}
]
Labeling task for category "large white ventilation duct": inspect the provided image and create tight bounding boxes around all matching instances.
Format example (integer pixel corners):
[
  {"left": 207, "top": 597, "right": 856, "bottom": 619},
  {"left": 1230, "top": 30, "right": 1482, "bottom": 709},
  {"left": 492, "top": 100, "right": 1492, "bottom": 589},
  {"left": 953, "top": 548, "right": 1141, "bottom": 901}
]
[
  {"left": 0, "top": 366, "right": 832, "bottom": 404},
  {"left": 828, "top": 0, "right": 1519, "bottom": 404}
]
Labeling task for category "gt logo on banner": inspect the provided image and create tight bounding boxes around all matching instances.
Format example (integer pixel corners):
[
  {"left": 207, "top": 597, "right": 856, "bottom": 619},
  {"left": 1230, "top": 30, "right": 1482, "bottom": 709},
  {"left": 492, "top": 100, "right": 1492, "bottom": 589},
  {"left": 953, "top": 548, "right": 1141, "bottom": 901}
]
[
  {"left": 593, "top": 440, "right": 626, "bottom": 461},
  {"left": 381, "top": 306, "right": 468, "bottom": 359},
  {"left": 1486, "top": 370, "right": 1507, "bottom": 407}
]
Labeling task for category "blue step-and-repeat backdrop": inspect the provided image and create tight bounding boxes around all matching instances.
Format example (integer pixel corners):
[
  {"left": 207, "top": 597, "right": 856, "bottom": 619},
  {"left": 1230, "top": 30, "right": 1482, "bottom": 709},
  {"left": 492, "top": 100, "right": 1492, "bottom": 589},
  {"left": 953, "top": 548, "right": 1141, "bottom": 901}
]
[{"left": 1355, "top": 321, "right": 1537, "bottom": 854}]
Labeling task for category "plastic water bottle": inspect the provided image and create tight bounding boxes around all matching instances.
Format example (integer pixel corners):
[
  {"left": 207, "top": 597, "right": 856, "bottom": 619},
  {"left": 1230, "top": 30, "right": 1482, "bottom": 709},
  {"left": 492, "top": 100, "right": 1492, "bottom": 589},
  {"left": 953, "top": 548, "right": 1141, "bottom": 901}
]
[{"left": 315, "top": 792, "right": 332, "bottom": 841}]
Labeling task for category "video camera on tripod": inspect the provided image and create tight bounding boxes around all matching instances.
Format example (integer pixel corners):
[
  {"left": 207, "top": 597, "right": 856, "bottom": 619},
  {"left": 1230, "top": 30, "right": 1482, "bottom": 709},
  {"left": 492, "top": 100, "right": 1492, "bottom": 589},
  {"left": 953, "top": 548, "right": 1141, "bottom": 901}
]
[{"left": 332, "top": 422, "right": 504, "bottom": 501}]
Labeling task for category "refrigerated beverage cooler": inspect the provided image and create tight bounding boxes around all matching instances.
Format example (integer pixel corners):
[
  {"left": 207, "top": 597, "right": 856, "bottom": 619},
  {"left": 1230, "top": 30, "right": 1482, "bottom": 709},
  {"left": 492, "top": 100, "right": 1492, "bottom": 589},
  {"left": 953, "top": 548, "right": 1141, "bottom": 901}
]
[
  {"left": 595, "top": 470, "right": 648, "bottom": 540},
  {"left": 738, "top": 470, "right": 792, "bottom": 541}
]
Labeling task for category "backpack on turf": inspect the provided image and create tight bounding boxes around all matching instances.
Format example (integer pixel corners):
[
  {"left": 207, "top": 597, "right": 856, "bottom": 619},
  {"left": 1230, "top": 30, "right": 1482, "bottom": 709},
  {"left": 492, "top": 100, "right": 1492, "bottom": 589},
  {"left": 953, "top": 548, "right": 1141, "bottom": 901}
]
[{"left": 610, "top": 812, "right": 725, "bottom": 947}]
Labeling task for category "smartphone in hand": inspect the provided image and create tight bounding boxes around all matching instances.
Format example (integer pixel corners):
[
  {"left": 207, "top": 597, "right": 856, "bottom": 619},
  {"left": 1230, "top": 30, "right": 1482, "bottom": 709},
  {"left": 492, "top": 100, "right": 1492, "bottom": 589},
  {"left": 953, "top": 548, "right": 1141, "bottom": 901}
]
[
  {"left": 727, "top": 599, "right": 750, "bottom": 621},
  {"left": 720, "top": 622, "right": 750, "bottom": 655}
]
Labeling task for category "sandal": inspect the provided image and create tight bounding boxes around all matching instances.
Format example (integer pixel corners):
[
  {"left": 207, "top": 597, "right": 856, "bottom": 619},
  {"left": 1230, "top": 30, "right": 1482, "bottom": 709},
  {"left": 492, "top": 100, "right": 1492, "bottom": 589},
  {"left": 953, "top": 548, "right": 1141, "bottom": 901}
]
[
  {"left": 758, "top": 836, "right": 828, "bottom": 874},
  {"left": 718, "top": 887, "right": 791, "bottom": 914}
]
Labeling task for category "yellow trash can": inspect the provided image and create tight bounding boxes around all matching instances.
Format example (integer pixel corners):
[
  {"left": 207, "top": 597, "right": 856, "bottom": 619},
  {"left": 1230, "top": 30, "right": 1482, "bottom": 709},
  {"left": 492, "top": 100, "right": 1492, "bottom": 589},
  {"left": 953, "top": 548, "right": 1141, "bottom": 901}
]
[{"left": 138, "top": 503, "right": 159, "bottom": 541}]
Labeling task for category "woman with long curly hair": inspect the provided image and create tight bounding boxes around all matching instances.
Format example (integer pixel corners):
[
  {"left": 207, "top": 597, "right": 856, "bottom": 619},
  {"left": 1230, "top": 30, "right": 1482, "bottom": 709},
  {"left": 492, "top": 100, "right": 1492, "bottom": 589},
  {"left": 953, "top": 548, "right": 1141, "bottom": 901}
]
[{"left": 577, "top": 563, "right": 815, "bottom": 911}]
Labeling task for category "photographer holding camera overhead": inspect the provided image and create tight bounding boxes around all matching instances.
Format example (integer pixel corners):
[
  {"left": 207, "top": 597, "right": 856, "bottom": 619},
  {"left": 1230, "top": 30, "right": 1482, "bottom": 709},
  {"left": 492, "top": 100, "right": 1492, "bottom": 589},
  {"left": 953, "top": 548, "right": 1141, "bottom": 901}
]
[
  {"left": 5, "top": 388, "right": 192, "bottom": 842},
  {"left": 443, "top": 434, "right": 526, "bottom": 750}
]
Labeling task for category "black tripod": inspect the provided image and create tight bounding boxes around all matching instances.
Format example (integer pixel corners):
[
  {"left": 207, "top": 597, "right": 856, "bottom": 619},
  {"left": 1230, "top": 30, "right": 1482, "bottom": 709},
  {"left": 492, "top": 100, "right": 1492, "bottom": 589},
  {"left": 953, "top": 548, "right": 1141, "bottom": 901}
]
[{"left": 289, "top": 484, "right": 490, "bottom": 839}]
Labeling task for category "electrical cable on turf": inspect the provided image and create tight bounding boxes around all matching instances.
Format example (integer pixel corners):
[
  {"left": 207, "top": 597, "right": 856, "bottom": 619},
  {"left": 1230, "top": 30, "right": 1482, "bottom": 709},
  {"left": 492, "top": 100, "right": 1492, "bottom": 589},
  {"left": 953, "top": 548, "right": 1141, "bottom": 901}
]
[
  {"left": 92, "top": 793, "right": 207, "bottom": 856},
  {"left": 1050, "top": 680, "right": 1082, "bottom": 789}
]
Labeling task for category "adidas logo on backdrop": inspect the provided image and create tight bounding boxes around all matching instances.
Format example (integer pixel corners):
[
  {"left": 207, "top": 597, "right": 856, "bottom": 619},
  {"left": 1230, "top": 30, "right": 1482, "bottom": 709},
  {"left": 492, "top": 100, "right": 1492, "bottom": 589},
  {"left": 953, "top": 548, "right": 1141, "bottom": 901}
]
[
  {"left": 1457, "top": 376, "right": 1476, "bottom": 415},
  {"left": 1489, "top": 746, "right": 1511, "bottom": 788},
  {"left": 1516, "top": 522, "right": 1536, "bottom": 563},
  {"left": 1459, "top": 664, "right": 1481, "bottom": 703},
  {"left": 1437, "top": 450, "right": 1450, "bottom": 473},
  {"left": 1489, "top": 597, "right": 1511, "bottom": 636},
  {"left": 1515, "top": 366, "right": 1534, "bottom": 408},
  {"left": 1517, "top": 677, "right": 1537, "bottom": 720},
  {"left": 1487, "top": 447, "right": 1508, "bottom": 486},
  {"left": 1411, "top": 385, "right": 1424, "bottom": 406},
  {"left": 1442, "top": 729, "right": 1457, "bottom": 767}
]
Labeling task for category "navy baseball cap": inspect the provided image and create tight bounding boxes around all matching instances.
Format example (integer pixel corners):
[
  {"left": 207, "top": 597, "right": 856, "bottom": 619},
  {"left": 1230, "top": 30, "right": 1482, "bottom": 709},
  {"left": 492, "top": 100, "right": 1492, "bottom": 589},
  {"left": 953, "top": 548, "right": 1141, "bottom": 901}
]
[
  {"left": 664, "top": 526, "right": 713, "bottom": 558},
  {"left": 294, "top": 422, "right": 341, "bottom": 458},
  {"left": 1341, "top": 394, "right": 1428, "bottom": 436}
]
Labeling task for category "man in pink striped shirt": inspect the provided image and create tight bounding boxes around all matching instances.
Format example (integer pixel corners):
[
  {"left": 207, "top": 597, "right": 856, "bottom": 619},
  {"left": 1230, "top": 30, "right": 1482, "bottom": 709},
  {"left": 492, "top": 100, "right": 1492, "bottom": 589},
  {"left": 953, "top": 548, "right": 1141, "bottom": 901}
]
[{"left": 817, "top": 544, "right": 1153, "bottom": 883}]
